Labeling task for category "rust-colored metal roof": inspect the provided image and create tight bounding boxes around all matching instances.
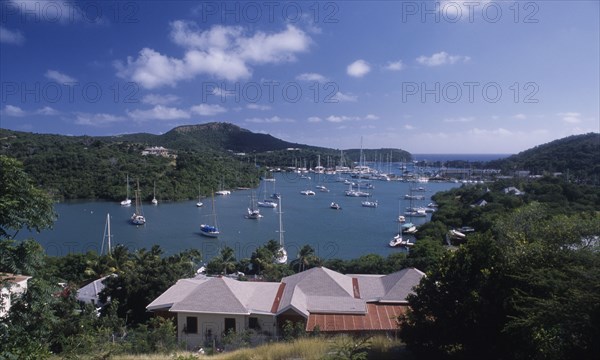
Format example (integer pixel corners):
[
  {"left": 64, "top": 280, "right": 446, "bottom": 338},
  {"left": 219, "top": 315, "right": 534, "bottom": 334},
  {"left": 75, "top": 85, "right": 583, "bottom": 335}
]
[
  {"left": 270, "top": 282, "right": 286, "bottom": 313},
  {"left": 306, "top": 303, "right": 406, "bottom": 332}
]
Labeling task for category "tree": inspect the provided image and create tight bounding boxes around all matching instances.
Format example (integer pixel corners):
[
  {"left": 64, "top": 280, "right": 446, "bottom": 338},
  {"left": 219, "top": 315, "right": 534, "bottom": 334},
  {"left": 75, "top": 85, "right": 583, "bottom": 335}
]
[
  {"left": 400, "top": 204, "right": 600, "bottom": 359},
  {"left": 0, "top": 155, "right": 55, "bottom": 239},
  {"left": 291, "top": 245, "right": 321, "bottom": 272},
  {"left": 207, "top": 246, "right": 237, "bottom": 275}
]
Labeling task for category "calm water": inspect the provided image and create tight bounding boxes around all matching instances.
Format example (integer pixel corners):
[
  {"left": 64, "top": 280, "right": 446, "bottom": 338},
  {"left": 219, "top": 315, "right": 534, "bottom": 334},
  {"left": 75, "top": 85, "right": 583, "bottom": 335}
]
[{"left": 19, "top": 172, "right": 459, "bottom": 262}]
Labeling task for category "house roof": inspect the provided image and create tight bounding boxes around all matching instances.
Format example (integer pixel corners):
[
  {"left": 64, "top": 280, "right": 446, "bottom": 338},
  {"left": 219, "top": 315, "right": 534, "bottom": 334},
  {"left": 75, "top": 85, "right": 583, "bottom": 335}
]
[
  {"left": 306, "top": 303, "right": 407, "bottom": 332},
  {"left": 148, "top": 267, "right": 425, "bottom": 322},
  {"left": 147, "top": 276, "right": 212, "bottom": 311},
  {"left": 352, "top": 268, "right": 425, "bottom": 303},
  {"left": 0, "top": 273, "right": 31, "bottom": 285},
  {"left": 76, "top": 274, "right": 113, "bottom": 303},
  {"left": 154, "top": 275, "right": 280, "bottom": 315}
]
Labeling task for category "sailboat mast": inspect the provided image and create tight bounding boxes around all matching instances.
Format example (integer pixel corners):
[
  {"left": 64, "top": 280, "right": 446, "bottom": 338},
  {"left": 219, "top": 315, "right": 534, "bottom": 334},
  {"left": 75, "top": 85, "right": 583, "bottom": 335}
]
[
  {"left": 107, "top": 213, "right": 111, "bottom": 256},
  {"left": 278, "top": 196, "right": 284, "bottom": 247}
]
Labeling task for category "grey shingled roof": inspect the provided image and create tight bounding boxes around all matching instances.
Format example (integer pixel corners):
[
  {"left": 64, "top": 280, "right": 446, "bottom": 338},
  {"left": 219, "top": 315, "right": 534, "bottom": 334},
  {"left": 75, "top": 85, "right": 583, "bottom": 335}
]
[
  {"left": 277, "top": 267, "right": 359, "bottom": 316},
  {"left": 151, "top": 276, "right": 280, "bottom": 315},
  {"left": 146, "top": 276, "right": 211, "bottom": 311},
  {"left": 353, "top": 268, "right": 425, "bottom": 303}
]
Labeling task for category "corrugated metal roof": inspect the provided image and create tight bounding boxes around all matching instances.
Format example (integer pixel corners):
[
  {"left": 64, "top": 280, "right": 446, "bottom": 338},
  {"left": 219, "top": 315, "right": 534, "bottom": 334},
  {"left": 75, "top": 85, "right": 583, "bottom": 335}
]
[{"left": 306, "top": 303, "right": 406, "bottom": 332}]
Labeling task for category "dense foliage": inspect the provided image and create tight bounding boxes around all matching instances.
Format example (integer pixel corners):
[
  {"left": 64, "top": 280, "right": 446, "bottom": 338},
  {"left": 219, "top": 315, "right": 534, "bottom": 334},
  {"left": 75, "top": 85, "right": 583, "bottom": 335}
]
[
  {"left": 488, "top": 132, "right": 599, "bottom": 183},
  {"left": 400, "top": 205, "right": 600, "bottom": 360}
]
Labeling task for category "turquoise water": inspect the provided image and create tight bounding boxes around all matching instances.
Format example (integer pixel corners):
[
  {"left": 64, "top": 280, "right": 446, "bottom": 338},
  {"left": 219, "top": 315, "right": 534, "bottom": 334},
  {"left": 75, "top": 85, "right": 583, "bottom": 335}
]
[{"left": 20, "top": 173, "right": 459, "bottom": 261}]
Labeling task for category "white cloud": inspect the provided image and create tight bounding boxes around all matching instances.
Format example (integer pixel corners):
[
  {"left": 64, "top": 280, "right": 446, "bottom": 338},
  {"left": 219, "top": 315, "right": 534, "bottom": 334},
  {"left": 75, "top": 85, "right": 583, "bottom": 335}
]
[
  {"left": 307, "top": 116, "right": 322, "bottom": 123},
  {"left": 416, "top": 51, "right": 470, "bottom": 66},
  {"left": 443, "top": 116, "right": 475, "bottom": 123},
  {"left": 0, "top": 26, "right": 24, "bottom": 45},
  {"left": 558, "top": 112, "right": 582, "bottom": 124},
  {"left": 247, "top": 104, "right": 271, "bottom": 110},
  {"left": 384, "top": 60, "right": 404, "bottom": 71},
  {"left": 513, "top": 113, "right": 527, "bottom": 120},
  {"left": 74, "top": 112, "right": 126, "bottom": 126},
  {"left": 325, "top": 114, "right": 379, "bottom": 123},
  {"left": 296, "top": 73, "right": 327, "bottom": 82},
  {"left": 2, "top": 105, "right": 59, "bottom": 117},
  {"left": 116, "top": 22, "right": 311, "bottom": 89},
  {"left": 189, "top": 104, "right": 227, "bottom": 116},
  {"left": 333, "top": 92, "right": 357, "bottom": 102},
  {"left": 347, "top": 59, "right": 371, "bottom": 77},
  {"left": 36, "top": 106, "right": 59, "bottom": 116},
  {"left": 127, "top": 105, "right": 190, "bottom": 121},
  {"left": 2, "top": 105, "right": 26, "bottom": 117},
  {"left": 142, "top": 94, "right": 180, "bottom": 105},
  {"left": 404, "top": 124, "right": 416, "bottom": 130},
  {"left": 245, "top": 116, "right": 294, "bottom": 123},
  {"left": 45, "top": 70, "right": 76, "bottom": 83}
]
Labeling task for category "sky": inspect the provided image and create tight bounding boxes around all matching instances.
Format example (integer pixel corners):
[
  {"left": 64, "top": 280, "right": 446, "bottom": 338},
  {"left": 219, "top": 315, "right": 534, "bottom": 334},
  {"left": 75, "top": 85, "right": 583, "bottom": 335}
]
[{"left": 1, "top": 0, "right": 599, "bottom": 153}]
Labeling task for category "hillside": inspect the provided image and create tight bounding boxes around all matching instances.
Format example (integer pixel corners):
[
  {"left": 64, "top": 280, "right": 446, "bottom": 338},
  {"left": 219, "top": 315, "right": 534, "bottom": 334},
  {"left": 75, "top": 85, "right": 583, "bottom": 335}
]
[
  {"left": 487, "top": 133, "right": 600, "bottom": 183},
  {"left": 0, "top": 123, "right": 413, "bottom": 200}
]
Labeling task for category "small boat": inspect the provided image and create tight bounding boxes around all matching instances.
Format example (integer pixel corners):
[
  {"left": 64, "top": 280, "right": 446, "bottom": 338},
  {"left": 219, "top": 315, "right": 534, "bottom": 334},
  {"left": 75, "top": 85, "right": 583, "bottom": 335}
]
[
  {"left": 130, "top": 181, "right": 145, "bottom": 225},
  {"left": 246, "top": 208, "right": 263, "bottom": 219},
  {"left": 151, "top": 181, "right": 158, "bottom": 205},
  {"left": 258, "top": 199, "right": 278, "bottom": 208},
  {"left": 200, "top": 193, "right": 219, "bottom": 237},
  {"left": 449, "top": 229, "right": 466, "bottom": 239},
  {"left": 361, "top": 200, "right": 378, "bottom": 208},
  {"left": 270, "top": 193, "right": 281, "bottom": 199},
  {"left": 300, "top": 190, "right": 315, "bottom": 196},
  {"left": 411, "top": 186, "right": 426, "bottom": 192},
  {"left": 404, "top": 194, "right": 426, "bottom": 200},
  {"left": 330, "top": 202, "right": 342, "bottom": 210},
  {"left": 215, "top": 190, "right": 231, "bottom": 196},
  {"left": 246, "top": 191, "right": 263, "bottom": 219},
  {"left": 398, "top": 215, "right": 406, "bottom": 223},
  {"left": 402, "top": 222, "right": 418, "bottom": 234},
  {"left": 120, "top": 174, "right": 132, "bottom": 206},
  {"left": 274, "top": 197, "right": 287, "bottom": 264},
  {"left": 389, "top": 234, "right": 414, "bottom": 247}
]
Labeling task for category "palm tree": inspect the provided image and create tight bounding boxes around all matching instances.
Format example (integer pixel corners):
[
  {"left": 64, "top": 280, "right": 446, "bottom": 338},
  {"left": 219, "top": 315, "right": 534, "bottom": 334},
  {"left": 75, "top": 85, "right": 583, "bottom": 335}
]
[{"left": 291, "top": 245, "right": 320, "bottom": 273}]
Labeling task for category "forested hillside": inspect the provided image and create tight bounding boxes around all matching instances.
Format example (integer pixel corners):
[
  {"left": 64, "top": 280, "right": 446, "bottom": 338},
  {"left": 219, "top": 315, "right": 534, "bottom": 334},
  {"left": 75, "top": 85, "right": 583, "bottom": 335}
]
[{"left": 487, "top": 133, "right": 599, "bottom": 182}]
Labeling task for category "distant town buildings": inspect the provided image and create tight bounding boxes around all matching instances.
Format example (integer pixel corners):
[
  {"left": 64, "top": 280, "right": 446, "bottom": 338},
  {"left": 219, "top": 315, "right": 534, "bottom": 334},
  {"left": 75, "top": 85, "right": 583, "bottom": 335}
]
[{"left": 141, "top": 146, "right": 173, "bottom": 157}]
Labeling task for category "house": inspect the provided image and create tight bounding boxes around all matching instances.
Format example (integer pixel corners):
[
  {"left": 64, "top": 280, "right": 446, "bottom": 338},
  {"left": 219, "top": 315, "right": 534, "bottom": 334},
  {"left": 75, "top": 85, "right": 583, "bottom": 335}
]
[
  {"left": 76, "top": 274, "right": 114, "bottom": 307},
  {"left": 147, "top": 267, "right": 425, "bottom": 349},
  {"left": 141, "top": 146, "right": 171, "bottom": 157},
  {"left": 0, "top": 273, "right": 31, "bottom": 318},
  {"left": 503, "top": 187, "right": 525, "bottom": 196},
  {"left": 471, "top": 199, "right": 488, "bottom": 207}
]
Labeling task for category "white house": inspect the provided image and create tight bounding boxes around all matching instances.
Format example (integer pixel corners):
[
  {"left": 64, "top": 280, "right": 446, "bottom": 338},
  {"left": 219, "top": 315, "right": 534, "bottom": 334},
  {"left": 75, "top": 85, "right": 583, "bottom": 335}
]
[
  {"left": 147, "top": 267, "right": 425, "bottom": 349},
  {"left": 0, "top": 273, "right": 31, "bottom": 318}
]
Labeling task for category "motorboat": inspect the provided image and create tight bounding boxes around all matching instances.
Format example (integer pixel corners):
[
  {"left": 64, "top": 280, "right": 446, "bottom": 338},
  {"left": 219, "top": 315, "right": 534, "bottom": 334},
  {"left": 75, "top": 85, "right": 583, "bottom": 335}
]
[{"left": 330, "top": 202, "right": 342, "bottom": 210}]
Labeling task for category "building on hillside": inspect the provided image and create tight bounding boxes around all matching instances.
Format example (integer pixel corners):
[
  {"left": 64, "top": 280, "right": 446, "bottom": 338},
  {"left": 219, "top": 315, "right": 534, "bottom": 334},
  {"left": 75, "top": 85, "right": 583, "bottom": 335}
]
[
  {"left": 141, "top": 146, "right": 171, "bottom": 157},
  {"left": 76, "top": 274, "right": 114, "bottom": 307},
  {"left": 503, "top": 187, "right": 525, "bottom": 196},
  {"left": 0, "top": 273, "right": 31, "bottom": 318},
  {"left": 147, "top": 267, "right": 425, "bottom": 349}
]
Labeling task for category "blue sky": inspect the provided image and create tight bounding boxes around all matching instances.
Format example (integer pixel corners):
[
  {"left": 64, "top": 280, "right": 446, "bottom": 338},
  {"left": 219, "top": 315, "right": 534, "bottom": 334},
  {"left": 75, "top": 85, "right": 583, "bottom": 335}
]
[{"left": 1, "top": 0, "right": 598, "bottom": 153}]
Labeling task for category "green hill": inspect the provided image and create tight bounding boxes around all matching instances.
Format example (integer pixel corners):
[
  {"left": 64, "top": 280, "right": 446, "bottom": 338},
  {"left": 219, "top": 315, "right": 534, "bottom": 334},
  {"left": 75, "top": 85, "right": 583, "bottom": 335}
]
[
  {"left": 488, "top": 133, "right": 600, "bottom": 183},
  {"left": 0, "top": 123, "right": 412, "bottom": 200}
]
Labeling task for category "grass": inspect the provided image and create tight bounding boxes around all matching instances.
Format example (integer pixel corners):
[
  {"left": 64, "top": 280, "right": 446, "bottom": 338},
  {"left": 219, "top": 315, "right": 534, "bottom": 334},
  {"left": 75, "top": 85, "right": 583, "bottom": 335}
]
[{"left": 54, "top": 335, "right": 411, "bottom": 360}]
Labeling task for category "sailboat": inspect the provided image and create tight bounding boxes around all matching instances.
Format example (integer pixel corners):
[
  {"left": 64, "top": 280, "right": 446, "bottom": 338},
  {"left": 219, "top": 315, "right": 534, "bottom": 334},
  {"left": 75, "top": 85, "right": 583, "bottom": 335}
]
[
  {"left": 200, "top": 193, "right": 219, "bottom": 237},
  {"left": 151, "top": 181, "right": 158, "bottom": 205},
  {"left": 130, "top": 181, "right": 146, "bottom": 225},
  {"left": 196, "top": 186, "right": 203, "bottom": 207},
  {"left": 120, "top": 174, "right": 132, "bottom": 206},
  {"left": 100, "top": 213, "right": 112, "bottom": 256},
  {"left": 274, "top": 196, "right": 287, "bottom": 264},
  {"left": 245, "top": 190, "right": 263, "bottom": 219},
  {"left": 258, "top": 177, "right": 278, "bottom": 208}
]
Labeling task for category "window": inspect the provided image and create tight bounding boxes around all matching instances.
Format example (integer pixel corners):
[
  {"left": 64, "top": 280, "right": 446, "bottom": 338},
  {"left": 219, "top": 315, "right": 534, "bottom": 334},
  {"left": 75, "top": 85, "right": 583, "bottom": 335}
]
[
  {"left": 249, "top": 317, "right": 259, "bottom": 330},
  {"left": 185, "top": 316, "right": 198, "bottom": 334},
  {"left": 224, "top": 318, "right": 236, "bottom": 333}
]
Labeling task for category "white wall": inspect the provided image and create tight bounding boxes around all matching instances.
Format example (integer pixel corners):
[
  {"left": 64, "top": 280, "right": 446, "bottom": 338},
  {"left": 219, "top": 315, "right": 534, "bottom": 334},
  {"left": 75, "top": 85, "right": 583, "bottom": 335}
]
[{"left": 175, "top": 312, "right": 277, "bottom": 350}]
